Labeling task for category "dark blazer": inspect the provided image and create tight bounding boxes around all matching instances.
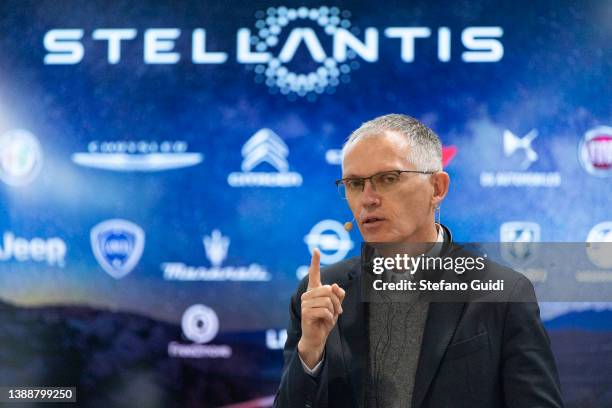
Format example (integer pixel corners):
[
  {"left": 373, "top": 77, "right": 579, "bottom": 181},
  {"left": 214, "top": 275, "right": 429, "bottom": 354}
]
[{"left": 274, "top": 233, "right": 563, "bottom": 407}]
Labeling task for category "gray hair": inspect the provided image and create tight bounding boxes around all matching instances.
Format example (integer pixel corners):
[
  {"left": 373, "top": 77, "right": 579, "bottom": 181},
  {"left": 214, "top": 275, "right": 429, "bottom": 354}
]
[{"left": 342, "top": 113, "right": 442, "bottom": 172}]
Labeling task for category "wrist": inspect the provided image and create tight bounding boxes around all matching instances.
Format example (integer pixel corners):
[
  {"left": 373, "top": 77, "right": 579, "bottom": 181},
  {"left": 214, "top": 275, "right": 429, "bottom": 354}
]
[{"left": 298, "top": 339, "right": 324, "bottom": 369}]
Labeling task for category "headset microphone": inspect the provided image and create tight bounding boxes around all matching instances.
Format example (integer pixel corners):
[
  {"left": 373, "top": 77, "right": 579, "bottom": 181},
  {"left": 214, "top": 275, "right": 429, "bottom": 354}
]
[{"left": 344, "top": 217, "right": 355, "bottom": 232}]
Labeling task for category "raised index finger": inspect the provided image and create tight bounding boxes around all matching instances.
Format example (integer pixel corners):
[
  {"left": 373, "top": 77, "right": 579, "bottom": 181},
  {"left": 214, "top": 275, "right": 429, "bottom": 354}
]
[{"left": 307, "top": 248, "right": 321, "bottom": 290}]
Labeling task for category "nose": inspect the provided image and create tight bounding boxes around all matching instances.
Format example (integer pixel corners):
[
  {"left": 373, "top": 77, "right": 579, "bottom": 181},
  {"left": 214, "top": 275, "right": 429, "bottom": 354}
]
[{"left": 359, "top": 179, "right": 381, "bottom": 207}]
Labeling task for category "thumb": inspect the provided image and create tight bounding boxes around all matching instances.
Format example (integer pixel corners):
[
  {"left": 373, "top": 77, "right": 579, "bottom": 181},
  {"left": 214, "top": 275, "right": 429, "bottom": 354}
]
[{"left": 307, "top": 248, "right": 321, "bottom": 289}]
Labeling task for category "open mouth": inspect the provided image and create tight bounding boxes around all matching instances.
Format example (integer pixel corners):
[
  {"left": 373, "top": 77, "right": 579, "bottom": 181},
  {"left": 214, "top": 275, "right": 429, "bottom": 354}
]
[{"left": 362, "top": 216, "right": 385, "bottom": 226}]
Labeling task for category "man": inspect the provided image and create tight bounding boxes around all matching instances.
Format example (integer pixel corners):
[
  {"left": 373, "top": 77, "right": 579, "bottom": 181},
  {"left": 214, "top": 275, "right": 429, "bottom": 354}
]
[{"left": 274, "top": 114, "right": 563, "bottom": 407}]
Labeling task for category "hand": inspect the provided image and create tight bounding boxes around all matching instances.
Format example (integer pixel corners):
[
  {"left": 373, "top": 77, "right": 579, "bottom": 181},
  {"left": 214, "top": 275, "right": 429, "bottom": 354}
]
[{"left": 298, "top": 248, "right": 346, "bottom": 369}]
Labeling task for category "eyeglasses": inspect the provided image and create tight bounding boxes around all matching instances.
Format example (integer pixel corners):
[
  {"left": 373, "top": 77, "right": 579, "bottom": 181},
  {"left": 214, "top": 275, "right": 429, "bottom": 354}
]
[{"left": 335, "top": 169, "right": 435, "bottom": 199}]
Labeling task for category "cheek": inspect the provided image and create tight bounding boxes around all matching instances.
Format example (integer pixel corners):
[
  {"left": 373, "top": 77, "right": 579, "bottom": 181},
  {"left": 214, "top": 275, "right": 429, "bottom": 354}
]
[
  {"left": 387, "top": 190, "right": 431, "bottom": 223},
  {"left": 402, "top": 182, "right": 432, "bottom": 209},
  {"left": 347, "top": 198, "right": 360, "bottom": 216},
  {"left": 390, "top": 193, "right": 424, "bottom": 215}
]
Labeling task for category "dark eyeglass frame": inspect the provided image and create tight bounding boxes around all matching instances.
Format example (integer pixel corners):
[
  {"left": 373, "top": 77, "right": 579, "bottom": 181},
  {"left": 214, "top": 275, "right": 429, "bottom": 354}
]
[{"left": 335, "top": 169, "right": 436, "bottom": 199}]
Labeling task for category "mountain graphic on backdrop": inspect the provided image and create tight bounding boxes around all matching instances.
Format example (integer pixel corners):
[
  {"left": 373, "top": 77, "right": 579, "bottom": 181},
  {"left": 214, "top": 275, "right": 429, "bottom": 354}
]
[{"left": 0, "top": 299, "right": 281, "bottom": 408}]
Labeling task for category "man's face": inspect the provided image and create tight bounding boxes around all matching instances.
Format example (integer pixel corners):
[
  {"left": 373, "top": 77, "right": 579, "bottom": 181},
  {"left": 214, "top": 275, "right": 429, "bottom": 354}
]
[{"left": 342, "top": 131, "right": 437, "bottom": 243}]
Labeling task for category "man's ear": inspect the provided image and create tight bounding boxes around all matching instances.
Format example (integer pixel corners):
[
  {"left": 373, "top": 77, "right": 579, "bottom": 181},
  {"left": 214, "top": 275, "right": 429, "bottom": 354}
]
[{"left": 431, "top": 171, "right": 450, "bottom": 207}]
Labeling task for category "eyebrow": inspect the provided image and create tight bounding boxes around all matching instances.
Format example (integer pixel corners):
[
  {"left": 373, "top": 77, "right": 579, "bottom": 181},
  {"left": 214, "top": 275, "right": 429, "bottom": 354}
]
[{"left": 341, "top": 169, "right": 399, "bottom": 178}]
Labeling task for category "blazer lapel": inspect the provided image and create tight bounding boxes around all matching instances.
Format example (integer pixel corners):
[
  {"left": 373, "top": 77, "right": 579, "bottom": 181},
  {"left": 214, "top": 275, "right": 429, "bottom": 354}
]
[
  {"left": 411, "top": 301, "right": 465, "bottom": 408},
  {"left": 337, "top": 261, "right": 367, "bottom": 408}
]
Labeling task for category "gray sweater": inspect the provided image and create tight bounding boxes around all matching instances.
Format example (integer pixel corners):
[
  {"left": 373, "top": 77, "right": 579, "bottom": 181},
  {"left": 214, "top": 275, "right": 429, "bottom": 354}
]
[
  {"left": 366, "top": 227, "right": 444, "bottom": 407},
  {"left": 366, "top": 293, "right": 429, "bottom": 408}
]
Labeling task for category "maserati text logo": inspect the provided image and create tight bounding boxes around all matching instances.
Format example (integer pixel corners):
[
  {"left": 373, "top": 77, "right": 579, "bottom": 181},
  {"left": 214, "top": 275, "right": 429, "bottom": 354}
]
[{"left": 162, "top": 229, "right": 271, "bottom": 281}]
